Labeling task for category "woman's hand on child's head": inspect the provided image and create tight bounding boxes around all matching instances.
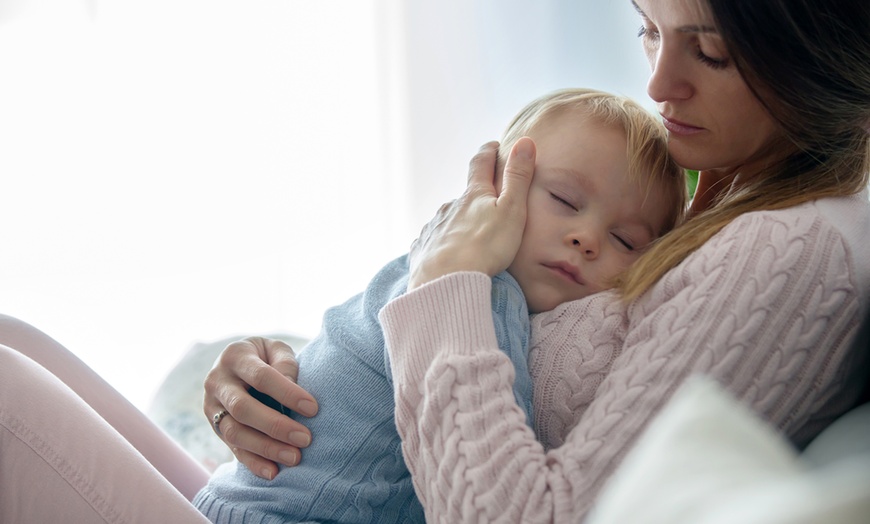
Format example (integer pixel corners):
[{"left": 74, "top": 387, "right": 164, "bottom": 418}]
[
  {"left": 203, "top": 337, "right": 318, "bottom": 480},
  {"left": 408, "top": 138, "right": 536, "bottom": 290}
]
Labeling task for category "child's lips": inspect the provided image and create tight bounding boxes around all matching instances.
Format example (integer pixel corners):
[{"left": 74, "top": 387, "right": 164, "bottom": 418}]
[{"left": 544, "top": 261, "right": 583, "bottom": 285}]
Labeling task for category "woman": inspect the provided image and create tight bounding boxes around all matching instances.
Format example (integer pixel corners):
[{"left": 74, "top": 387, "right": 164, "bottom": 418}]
[
  {"left": 204, "top": 0, "right": 870, "bottom": 521},
  {"left": 1, "top": 0, "right": 868, "bottom": 521}
]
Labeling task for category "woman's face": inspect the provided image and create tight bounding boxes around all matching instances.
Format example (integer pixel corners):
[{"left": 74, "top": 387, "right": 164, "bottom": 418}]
[{"left": 632, "top": 0, "right": 782, "bottom": 174}]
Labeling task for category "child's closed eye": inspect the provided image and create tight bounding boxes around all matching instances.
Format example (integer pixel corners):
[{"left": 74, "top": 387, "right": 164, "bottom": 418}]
[
  {"left": 549, "top": 192, "right": 578, "bottom": 211},
  {"left": 612, "top": 233, "right": 635, "bottom": 251}
]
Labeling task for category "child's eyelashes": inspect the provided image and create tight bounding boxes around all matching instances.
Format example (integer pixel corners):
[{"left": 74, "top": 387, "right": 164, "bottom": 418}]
[
  {"left": 549, "top": 192, "right": 578, "bottom": 211},
  {"left": 612, "top": 234, "right": 635, "bottom": 252},
  {"left": 548, "top": 190, "right": 641, "bottom": 253}
]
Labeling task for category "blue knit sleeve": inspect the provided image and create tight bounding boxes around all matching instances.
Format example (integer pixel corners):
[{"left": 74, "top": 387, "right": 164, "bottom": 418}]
[{"left": 491, "top": 271, "right": 534, "bottom": 428}]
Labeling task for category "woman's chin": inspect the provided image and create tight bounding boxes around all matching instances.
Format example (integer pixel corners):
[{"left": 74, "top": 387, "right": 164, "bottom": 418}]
[{"left": 667, "top": 142, "right": 723, "bottom": 172}]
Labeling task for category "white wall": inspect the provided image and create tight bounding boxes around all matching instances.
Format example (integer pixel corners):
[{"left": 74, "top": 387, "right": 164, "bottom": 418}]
[
  {"left": 398, "top": 0, "right": 650, "bottom": 230},
  {"left": 0, "top": 0, "right": 403, "bottom": 409},
  {"left": 0, "top": 0, "right": 650, "bottom": 411}
]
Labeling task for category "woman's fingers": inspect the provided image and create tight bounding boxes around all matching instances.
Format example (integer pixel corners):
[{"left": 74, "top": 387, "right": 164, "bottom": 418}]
[
  {"left": 203, "top": 337, "right": 318, "bottom": 477},
  {"left": 211, "top": 338, "right": 317, "bottom": 420},
  {"left": 407, "top": 138, "right": 536, "bottom": 290},
  {"left": 499, "top": 137, "right": 536, "bottom": 209},
  {"left": 205, "top": 378, "right": 310, "bottom": 472},
  {"left": 241, "top": 338, "right": 318, "bottom": 417},
  {"left": 220, "top": 382, "right": 313, "bottom": 446},
  {"left": 232, "top": 445, "right": 285, "bottom": 481},
  {"left": 467, "top": 141, "right": 500, "bottom": 186},
  {"left": 214, "top": 405, "right": 307, "bottom": 479},
  {"left": 260, "top": 338, "right": 301, "bottom": 380}
]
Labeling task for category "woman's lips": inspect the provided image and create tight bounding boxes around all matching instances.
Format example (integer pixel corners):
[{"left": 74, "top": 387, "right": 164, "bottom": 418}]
[{"left": 661, "top": 115, "right": 705, "bottom": 136}]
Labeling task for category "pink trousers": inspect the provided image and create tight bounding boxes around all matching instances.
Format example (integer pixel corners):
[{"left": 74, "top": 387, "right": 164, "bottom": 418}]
[{"left": 0, "top": 314, "right": 211, "bottom": 523}]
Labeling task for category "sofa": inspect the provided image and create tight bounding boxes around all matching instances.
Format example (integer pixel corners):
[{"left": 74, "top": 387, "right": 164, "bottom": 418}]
[{"left": 149, "top": 332, "right": 870, "bottom": 523}]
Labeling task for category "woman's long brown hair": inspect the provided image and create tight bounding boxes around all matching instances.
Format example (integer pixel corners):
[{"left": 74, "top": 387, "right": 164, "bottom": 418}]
[{"left": 618, "top": 0, "right": 870, "bottom": 301}]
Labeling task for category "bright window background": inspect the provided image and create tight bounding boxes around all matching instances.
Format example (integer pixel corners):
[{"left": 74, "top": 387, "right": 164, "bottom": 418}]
[{"left": 0, "top": 0, "right": 648, "bottom": 411}]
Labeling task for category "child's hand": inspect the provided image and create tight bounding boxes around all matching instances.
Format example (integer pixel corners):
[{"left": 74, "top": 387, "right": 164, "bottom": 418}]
[{"left": 408, "top": 137, "right": 536, "bottom": 290}]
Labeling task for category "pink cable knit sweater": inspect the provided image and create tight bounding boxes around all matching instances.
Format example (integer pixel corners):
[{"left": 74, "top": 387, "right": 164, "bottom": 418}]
[{"left": 379, "top": 192, "right": 870, "bottom": 523}]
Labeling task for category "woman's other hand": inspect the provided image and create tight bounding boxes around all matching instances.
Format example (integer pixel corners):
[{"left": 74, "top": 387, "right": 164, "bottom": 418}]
[
  {"left": 408, "top": 137, "right": 536, "bottom": 290},
  {"left": 203, "top": 337, "right": 318, "bottom": 480}
]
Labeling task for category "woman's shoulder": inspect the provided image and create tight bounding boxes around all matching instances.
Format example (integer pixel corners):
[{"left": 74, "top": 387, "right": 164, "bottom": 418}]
[
  {"left": 721, "top": 189, "right": 870, "bottom": 284},
  {"left": 622, "top": 190, "right": 870, "bottom": 322},
  {"left": 662, "top": 190, "right": 870, "bottom": 329},
  {"left": 727, "top": 188, "right": 868, "bottom": 233},
  {"left": 807, "top": 189, "right": 870, "bottom": 280}
]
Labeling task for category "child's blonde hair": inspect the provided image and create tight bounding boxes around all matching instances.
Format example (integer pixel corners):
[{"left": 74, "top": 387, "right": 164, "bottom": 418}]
[{"left": 498, "top": 87, "right": 688, "bottom": 261}]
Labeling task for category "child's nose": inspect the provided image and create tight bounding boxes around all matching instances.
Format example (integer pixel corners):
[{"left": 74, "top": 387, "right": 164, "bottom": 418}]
[{"left": 567, "top": 231, "right": 599, "bottom": 259}]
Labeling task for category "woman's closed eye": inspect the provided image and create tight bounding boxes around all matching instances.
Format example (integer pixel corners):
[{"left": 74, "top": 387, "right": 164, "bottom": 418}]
[
  {"left": 695, "top": 47, "right": 729, "bottom": 69},
  {"left": 638, "top": 20, "right": 729, "bottom": 70},
  {"left": 637, "top": 25, "right": 659, "bottom": 41}
]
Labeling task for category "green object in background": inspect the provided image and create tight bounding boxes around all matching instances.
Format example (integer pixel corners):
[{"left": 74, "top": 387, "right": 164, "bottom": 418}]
[{"left": 686, "top": 169, "right": 698, "bottom": 199}]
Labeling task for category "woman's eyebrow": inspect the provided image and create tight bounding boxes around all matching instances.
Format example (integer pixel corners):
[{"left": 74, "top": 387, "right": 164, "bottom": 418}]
[
  {"left": 677, "top": 24, "right": 718, "bottom": 35},
  {"left": 630, "top": 0, "right": 645, "bottom": 18},
  {"left": 630, "top": 0, "right": 718, "bottom": 34}
]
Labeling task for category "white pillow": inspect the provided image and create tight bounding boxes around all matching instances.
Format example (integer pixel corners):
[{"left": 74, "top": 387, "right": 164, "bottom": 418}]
[
  {"left": 586, "top": 376, "right": 870, "bottom": 524},
  {"left": 801, "top": 401, "right": 870, "bottom": 468}
]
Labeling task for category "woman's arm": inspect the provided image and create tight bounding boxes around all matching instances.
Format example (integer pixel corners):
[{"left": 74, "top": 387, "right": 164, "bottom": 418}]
[{"left": 382, "top": 202, "right": 865, "bottom": 521}]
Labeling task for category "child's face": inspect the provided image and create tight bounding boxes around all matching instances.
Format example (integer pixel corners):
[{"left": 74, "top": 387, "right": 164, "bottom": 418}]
[{"left": 507, "top": 111, "right": 671, "bottom": 313}]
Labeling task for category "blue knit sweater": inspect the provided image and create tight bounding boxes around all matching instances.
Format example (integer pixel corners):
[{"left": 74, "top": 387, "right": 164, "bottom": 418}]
[{"left": 193, "top": 254, "right": 533, "bottom": 523}]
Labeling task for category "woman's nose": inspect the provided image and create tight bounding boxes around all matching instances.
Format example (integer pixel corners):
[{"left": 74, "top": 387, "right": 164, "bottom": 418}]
[{"left": 646, "top": 43, "right": 693, "bottom": 103}]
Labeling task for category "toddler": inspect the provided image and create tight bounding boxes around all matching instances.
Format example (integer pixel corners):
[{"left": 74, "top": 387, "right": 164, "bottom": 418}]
[{"left": 194, "top": 88, "right": 687, "bottom": 524}]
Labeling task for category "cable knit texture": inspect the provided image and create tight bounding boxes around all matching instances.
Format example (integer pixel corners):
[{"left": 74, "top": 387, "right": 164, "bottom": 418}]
[{"left": 378, "top": 192, "right": 870, "bottom": 523}]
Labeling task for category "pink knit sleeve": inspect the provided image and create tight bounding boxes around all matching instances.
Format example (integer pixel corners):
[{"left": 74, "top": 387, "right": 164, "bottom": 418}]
[{"left": 379, "top": 210, "right": 866, "bottom": 523}]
